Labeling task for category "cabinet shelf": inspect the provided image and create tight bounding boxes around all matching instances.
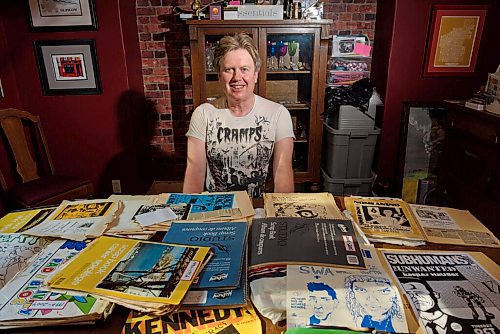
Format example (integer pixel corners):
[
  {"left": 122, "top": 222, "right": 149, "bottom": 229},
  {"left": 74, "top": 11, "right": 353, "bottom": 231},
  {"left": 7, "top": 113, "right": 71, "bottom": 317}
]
[
  {"left": 284, "top": 103, "right": 309, "bottom": 110},
  {"left": 267, "top": 70, "right": 311, "bottom": 74},
  {"left": 207, "top": 70, "right": 311, "bottom": 75},
  {"left": 294, "top": 138, "right": 308, "bottom": 143}
]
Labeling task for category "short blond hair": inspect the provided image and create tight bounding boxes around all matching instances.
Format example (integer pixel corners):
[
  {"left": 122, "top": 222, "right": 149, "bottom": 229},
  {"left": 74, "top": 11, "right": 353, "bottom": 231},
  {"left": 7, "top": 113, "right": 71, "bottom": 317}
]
[{"left": 213, "top": 33, "right": 261, "bottom": 72}]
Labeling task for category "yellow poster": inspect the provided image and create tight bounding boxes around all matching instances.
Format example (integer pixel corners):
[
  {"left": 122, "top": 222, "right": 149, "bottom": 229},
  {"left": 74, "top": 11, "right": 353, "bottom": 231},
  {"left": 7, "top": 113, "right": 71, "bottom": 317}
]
[
  {"left": 0, "top": 207, "right": 55, "bottom": 233},
  {"left": 121, "top": 304, "right": 262, "bottom": 334},
  {"left": 53, "top": 201, "right": 114, "bottom": 220},
  {"left": 434, "top": 16, "right": 479, "bottom": 67}
]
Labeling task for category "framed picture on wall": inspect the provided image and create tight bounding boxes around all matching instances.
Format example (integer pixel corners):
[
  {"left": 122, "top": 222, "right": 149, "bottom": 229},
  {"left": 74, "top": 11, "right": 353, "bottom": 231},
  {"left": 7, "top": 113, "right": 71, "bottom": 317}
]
[
  {"left": 34, "top": 40, "right": 102, "bottom": 95},
  {"left": 423, "top": 5, "right": 489, "bottom": 77},
  {"left": 27, "top": 0, "right": 97, "bottom": 31}
]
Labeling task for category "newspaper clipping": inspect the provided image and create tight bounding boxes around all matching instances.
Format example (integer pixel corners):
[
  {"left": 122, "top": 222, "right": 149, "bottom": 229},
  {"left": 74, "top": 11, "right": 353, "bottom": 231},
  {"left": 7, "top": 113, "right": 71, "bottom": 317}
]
[{"left": 409, "top": 204, "right": 500, "bottom": 247}]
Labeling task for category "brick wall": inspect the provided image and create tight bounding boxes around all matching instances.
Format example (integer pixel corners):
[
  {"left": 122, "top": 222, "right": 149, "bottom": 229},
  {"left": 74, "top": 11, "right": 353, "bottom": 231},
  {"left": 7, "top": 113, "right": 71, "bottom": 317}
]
[{"left": 135, "top": 0, "right": 377, "bottom": 180}]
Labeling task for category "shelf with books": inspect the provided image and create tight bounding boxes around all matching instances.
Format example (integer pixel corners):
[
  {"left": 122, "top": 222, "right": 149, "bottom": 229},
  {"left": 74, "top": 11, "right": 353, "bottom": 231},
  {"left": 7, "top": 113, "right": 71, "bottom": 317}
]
[{"left": 327, "top": 35, "right": 371, "bottom": 87}]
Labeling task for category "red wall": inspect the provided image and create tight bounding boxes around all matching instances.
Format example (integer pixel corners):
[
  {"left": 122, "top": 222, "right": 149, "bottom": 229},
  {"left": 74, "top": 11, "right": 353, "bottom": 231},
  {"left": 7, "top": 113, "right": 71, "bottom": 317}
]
[
  {"left": 0, "top": 0, "right": 146, "bottom": 194},
  {"left": 0, "top": 19, "right": 21, "bottom": 109},
  {"left": 372, "top": 0, "right": 499, "bottom": 181}
]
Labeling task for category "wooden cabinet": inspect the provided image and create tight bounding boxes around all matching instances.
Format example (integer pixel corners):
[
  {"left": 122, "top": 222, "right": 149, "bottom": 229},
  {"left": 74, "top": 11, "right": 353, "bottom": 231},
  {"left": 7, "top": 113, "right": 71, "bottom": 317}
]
[
  {"left": 437, "top": 102, "right": 500, "bottom": 235},
  {"left": 186, "top": 20, "right": 332, "bottom": 185}
]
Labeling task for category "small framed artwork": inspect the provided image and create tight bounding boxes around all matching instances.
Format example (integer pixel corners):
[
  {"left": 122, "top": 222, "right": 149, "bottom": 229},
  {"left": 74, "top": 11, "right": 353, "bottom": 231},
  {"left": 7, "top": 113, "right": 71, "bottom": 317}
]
[
  {"left": 423, "top": 5, "right": 489, "bottom": 77},
  {"left": 34, "top": 40, "right": 102, "bottom": 95},
  {"left": 27, "top": 0, "right": 97, "bottom": 31}
]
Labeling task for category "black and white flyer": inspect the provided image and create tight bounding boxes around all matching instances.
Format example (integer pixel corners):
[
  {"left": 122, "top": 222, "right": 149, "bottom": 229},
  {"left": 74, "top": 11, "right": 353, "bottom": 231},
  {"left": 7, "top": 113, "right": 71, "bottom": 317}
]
[{"left": 381, "top": 250, "right": 499, "bottom": 334}]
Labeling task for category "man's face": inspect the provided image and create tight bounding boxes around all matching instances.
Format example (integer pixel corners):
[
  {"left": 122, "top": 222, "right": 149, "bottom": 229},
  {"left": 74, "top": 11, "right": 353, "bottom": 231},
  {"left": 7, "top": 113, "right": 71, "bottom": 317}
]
[
  {"left": 309, "top": 290, "right": 338, "bottom": 321},
  {"left": 218, "top": 49, "right": 258, "bottom": 104},
  {"left": 352, "top": 281, "right": 395, "bottom": 321},
  {"left": 403, "top": 282, "right": 436, "bottom": 312}
]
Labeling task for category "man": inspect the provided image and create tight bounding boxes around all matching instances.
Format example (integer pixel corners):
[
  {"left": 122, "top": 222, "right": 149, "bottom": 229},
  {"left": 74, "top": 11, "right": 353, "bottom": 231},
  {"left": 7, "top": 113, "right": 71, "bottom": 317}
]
[
  {"left": 307, "top": 282, "right": 339, "bottom": 326},
  {"left": 345, "top": 275, "right": 403, "bottom": 332},
  {"left": 183, "top": 33, "right": 295, "bottom": 197},
  {"left": 402, "top": 279, "right": 498, "bottom": 334}
]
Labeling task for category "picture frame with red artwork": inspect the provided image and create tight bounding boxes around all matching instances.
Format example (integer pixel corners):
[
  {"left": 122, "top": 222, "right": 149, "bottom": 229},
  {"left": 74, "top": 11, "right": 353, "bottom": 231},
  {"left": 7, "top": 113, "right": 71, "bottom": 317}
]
[
  {"left": 33, "top": 40, "right": 102, "bottom": 95},
  {"left": 423, "top": 5, "right": 489, "bottom": 77}
]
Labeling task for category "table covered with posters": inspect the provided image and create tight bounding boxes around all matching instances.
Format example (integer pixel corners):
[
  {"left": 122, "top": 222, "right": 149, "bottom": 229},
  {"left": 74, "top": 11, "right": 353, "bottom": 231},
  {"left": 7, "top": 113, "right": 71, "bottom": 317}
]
[{"left": 5, "top": 196, "right": 500, "bottom": 334}]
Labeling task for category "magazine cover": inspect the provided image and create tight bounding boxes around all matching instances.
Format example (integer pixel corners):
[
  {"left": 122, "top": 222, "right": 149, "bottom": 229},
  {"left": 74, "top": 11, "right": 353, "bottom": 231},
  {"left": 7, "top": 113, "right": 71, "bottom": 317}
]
[
  {"left": 164, "top": 193, "right": 241, "bottom": 222},
  {"left": 249, "top": 218, "right": 365, "bottom": 270},
  {"left": 47, "top": 236, "right": 212, "bottom": 311},
  {"left": 0, "top": 233, "right": 52, "bottom": 289},
  {"left": 344, "top": 197, "right": 424, "bottom": 241},
  {"left": 287, "top": 246, "right": 408, "bottom": 333},
  {"left": 0, "top": 239, "right": 110, "bottom": 327},
  {"left": 22, "top": 199, "right": 122, "bottom": 241},
  {"left": 159, "top": 191, "right": 255, "bottom": 221},
  {"left": 166, "top": 193, "right": 235, "bottom": 213},
  {"left": 380, "top": 250, "right": 500, "bottom": 334},
  {"left": 0, "top": 207, "right": 55, "bottom": 233},
  {"left": 264, "top": 193, "right": 344, "bottom": 219},
  {"left": 162, "top": 221, "right": 248, "bottom": 289},
  {"left": 121, "top": 304, "right": 262, "bottom": 334},
  {"left": 409, "top": 204, "right": 500, "bottom": 247}
]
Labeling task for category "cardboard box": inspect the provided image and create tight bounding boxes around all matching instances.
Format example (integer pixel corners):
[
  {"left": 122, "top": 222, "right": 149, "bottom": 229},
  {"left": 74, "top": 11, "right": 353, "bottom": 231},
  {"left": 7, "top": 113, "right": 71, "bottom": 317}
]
[
  {"left": 223, "top": 6, "right": 239, "bottom": 20},
  {"left": 266, "top": 80, "right": 298, "bottom": 104},
  {"left": 206, "top": 81, "right": 223, "bottom": 100}
]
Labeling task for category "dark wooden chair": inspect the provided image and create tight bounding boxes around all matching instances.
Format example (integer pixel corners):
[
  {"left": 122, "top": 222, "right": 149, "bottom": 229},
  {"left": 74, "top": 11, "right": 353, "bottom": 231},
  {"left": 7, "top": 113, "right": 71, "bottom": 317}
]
[{"left": 0, "top": 108, "right": 93, "bottom": 208}]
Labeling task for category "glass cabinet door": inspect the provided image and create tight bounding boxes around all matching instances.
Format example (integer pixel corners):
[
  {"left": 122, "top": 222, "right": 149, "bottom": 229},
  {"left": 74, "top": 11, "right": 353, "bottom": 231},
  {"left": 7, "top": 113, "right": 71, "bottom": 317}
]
[{"left": 264, "top": 30, "right": 317, "bottom": 175}]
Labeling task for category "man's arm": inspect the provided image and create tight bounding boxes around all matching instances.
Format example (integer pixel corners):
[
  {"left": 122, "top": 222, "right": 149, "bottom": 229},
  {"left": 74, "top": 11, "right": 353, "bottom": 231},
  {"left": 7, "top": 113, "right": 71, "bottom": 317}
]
[
  {"left": 273, "top": 137, "right": 294, "bottom": 193},
  {"left": 182, "top": 137, "right": 207, "bottom": 193}
]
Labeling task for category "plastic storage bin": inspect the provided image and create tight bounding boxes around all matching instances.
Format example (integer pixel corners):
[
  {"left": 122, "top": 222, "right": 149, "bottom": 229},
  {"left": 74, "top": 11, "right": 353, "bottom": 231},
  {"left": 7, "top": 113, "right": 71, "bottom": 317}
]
[
  {"left": 321, "top": 168, "right": 373, "bottom": 196},
  {"left": 323, "top": 122, "right": 380, "bottom": 179},
  {"left": 329, "top": 105, "right": 375, "bottom": 130}
]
